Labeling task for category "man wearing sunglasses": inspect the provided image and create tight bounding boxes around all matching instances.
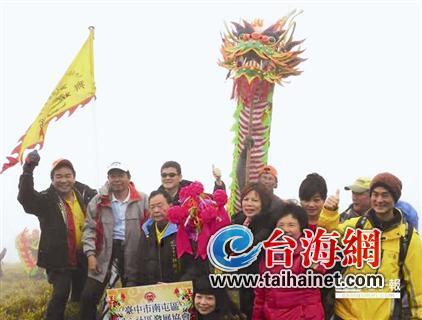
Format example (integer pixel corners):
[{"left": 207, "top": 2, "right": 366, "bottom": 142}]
[{"left": 158, "top": 161, "right": 225, "bottom": 205}]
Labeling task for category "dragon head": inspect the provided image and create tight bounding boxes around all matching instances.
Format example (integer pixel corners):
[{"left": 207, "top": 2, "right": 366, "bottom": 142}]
[{"left": 220, "top": 10, "right": 305, "bottom": 85}]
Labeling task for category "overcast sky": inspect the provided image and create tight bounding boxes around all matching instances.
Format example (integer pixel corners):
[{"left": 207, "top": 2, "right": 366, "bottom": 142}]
[{"left": 0, "top": 1, "right": 420, "bottom": 262}]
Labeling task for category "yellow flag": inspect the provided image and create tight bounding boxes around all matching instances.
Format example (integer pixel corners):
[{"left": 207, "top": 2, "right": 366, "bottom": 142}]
[{"left": 1, "top": 27, "right": 96, "bottom": 173}]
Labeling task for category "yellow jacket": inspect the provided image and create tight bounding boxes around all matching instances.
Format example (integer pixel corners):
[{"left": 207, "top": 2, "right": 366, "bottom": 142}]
[{"left": 319, "top": 208, "right": 422, "bottom": 319}]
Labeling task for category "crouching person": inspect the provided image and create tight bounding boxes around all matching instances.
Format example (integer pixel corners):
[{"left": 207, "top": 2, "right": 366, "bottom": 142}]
[
  {"left": 194, "top": 275, "right": 245, "bottom": 320},
  {"left": 80, "top": 162, "right": 148, "bottom": 320}
]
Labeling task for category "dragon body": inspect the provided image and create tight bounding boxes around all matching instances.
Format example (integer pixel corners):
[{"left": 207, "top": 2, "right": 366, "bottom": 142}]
[{"left": 219, "top": 11, "right": 305, "bottom": 214}]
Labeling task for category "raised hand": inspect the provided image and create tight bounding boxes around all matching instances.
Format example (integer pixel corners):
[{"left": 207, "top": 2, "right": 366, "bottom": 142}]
[
  {"left": 212, "top": 164, "right": 223, "bottom": 186},
  {"left": 23, "top": 150, "right": 40, "bottom": 173},
  {"left": 324, "top": 189, "right": 340, "bottom": 211},
  {"left": 212, "top": 164, "right": 222, "bottom": 181}
]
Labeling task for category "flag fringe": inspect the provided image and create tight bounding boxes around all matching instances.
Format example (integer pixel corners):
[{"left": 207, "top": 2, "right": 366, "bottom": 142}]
[{"left": 0, "top": 95, "right": 95, "bottom": 174}]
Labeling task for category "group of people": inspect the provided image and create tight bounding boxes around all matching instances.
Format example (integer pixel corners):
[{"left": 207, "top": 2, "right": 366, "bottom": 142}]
[{"left": 17, "top": 149, "right": 422, "bottom": 320}]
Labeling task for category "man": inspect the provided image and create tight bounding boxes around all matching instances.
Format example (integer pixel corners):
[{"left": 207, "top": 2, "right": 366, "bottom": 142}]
[
  {"left": 17, "top": 150, "right": 96, "bottom": 320},
  {"left": 139, "top": 190, "right": 180, "bottom": 285},
  {"left": 81, "top": 162, "right": 148, "bottom": 320},
  {"left": 158, "top": 161, "right": 225, "bottom": 205},
  {"left": 340, "top": 176, "right": 371, "bottom": 222},
  {"left": 258, "top": 165, "right": 285, "bottom": 209},
  {"left": 321, "top": 172, "right": 422, "bottom": 319}
]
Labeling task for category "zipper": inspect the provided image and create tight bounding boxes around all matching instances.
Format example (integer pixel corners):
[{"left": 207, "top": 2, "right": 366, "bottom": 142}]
[{"left": 158, "top": 239, "right": 163, "bottom": 281}]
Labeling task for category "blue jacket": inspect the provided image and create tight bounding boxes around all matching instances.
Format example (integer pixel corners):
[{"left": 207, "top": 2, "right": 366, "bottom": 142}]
[{"left": 139, "top": 218, "right": 180, "bottom": 284}]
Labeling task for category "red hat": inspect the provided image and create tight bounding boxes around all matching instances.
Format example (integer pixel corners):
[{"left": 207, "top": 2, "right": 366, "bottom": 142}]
[
  {"left": 370, "top": 172, "right": 402, "bottom": 203},
  {"left": 50, "top": 158, "right": 75, "bottom": 179},
  {"left": 258, "top": 165, "right": 278, "bottom": 180}
]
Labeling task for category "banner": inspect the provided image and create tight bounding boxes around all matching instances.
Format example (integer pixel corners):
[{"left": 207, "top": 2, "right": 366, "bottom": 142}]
[
  {"left": 0, "top": 27, "right": 96, "bottom": 174},
  {"left": 106, "top": 281, "right": 194, "bottom": 320}
]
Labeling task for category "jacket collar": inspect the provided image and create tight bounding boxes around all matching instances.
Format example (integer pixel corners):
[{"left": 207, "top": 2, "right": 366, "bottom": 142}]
[
  {"left": 48, "top": 182, "right": 85, "bottom": 207},
  {"left": 367, "top": 208, "right": 403, "bottom": 231},
  {"left": 366, "top": 208, "right": 408, "bottom": 240},
  {"left": 142, "top": 217, "right": 178, "bottom": 238},
  {"left": 98, "top": 181, "right": 141, "bottom": 207}
]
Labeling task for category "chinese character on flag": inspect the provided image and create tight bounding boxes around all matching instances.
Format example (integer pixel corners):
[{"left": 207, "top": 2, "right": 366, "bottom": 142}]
[
  {"left": 341, "top": 227, "right": 381, "bottom": 269},
  {"left": 263, "top": 228, "right": 297, "bottom": 268},
  {"left": 1, "top": 27, "right": 96, "bottom": 174},
  {"left": 300, "top": 227, "right": 342, "bottom": 269}
]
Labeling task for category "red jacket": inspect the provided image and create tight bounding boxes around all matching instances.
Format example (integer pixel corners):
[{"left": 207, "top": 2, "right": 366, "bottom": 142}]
[{"left": 252, "top": 240, "right": 325, "bottom": 320}]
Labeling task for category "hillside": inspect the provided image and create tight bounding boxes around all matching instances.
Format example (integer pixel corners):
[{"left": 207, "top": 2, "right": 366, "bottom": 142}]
[{"left": 0, "top": 263, "right": 79, "bottom": 320}]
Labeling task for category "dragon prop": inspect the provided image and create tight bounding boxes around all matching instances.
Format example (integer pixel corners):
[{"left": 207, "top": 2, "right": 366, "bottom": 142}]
[
  {"left": 15, "top": 228, "right": 43, "bottom": 277},
  {"left": 219, "top": 10, "right": 305, "bottom": 214}
]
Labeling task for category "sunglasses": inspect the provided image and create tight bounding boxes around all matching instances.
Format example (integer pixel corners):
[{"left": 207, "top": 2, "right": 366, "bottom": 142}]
[{"left": 161, "top": 172, "right": 178, "bottom": 178}]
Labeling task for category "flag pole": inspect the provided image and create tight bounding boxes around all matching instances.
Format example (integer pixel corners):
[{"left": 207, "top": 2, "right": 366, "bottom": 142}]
[{"left": 87, "top": 26, "right": 100, "bottom": 186}]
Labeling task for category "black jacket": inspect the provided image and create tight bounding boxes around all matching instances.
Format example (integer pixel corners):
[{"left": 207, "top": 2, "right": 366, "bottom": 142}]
[
  {"left": 157, "top": 179, "right": 192, "bottom": 205},
  {"left": 231, "top": 210, "right": 275, "bottom": 275},
  {"left": 17, "top": 172, "right": 96, "bottom": 269},
  {"left": 231, "top": 210, "right": 274, "bottom": 319},
  {"left": 158, "top": 179, "right": 226, "bottom": 206},
  {"left": 139, "top": 219, "right": 181, "bottom": 284}
]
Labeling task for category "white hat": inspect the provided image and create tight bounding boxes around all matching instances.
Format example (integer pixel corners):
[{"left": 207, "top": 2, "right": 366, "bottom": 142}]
[{"left": 107, "top": 161, "right": 129, "bottom": 173}]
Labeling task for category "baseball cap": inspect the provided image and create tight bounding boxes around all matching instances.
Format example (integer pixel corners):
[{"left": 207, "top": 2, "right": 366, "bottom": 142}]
[
  {"left": 50, "top": 158, "right": 75, "bottom": 178},
  {"left": 344, "top": 177, "right": 371, "bottom": 193},
  {"left": 258, "top": 165, "right": 278, "bottom": 179},
  {"left": 107, "top": 161, "right": 129, "bottom": 174}
]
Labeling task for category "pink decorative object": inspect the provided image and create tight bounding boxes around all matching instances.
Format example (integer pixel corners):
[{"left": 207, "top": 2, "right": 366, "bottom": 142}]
[{"left": 169, "top": 182, "right": 230, "bottom": 260}]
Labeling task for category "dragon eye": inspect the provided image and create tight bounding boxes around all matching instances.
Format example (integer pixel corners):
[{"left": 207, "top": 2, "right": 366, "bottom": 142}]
[
  {"left": 240, "top": 33, "right": 251, "bottom": 41},
  {"left": 268, "top": 36, "right": 276, "bottom": 44},
  {"left": 260, "top": 35, "right": 269, "bottom": 43}
]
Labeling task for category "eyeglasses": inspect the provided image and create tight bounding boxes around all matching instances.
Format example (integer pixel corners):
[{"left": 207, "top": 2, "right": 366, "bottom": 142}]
[{"left": 161, "top": 172, "right": 177, "bottom": 178}]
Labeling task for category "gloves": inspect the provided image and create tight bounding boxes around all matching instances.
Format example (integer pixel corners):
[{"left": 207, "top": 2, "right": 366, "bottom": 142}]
[{"left": 23, "top": 150, "right": 40, "bottom": 173}]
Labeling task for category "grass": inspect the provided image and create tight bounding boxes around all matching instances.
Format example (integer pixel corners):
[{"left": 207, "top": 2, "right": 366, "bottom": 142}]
[{"left": 0, "top": 263, "right": 79, "bottom": 320}]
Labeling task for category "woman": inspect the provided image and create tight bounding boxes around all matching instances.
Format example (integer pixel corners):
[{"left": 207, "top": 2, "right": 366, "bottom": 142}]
[
  {"left": 194, "top": 275, "right": 245, "bottom": 320},
  {"left": 298, "top": 173, "right": 327, "bottom": 230},
  {"left": 231, "top": 182, "right": 275, "bottom": 319},
  {"left": 252, "top": 203, "right": 325, "bottom": 320}
]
